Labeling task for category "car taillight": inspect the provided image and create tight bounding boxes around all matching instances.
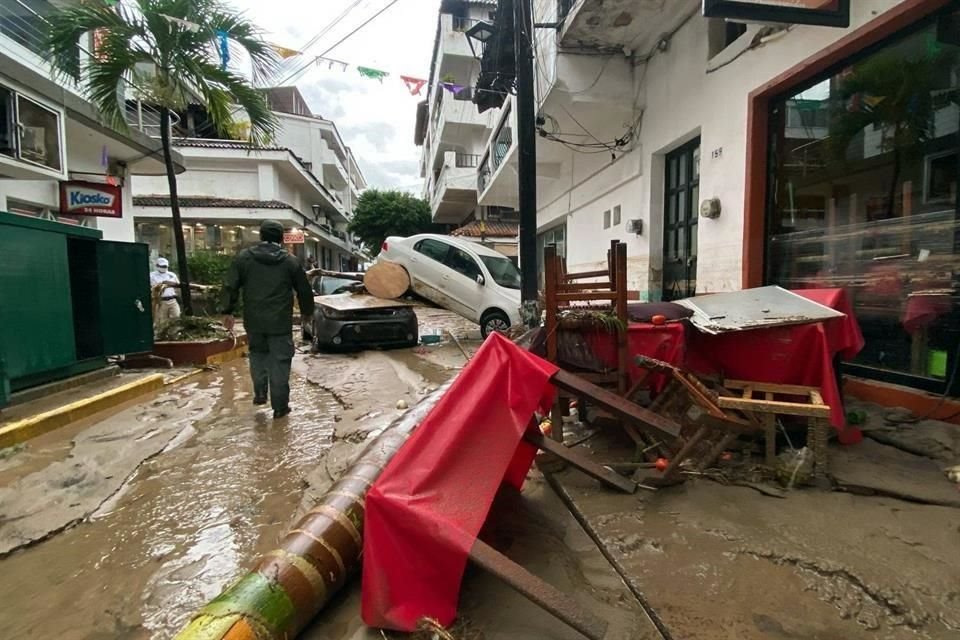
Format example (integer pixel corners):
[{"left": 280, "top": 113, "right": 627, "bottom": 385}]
[{"left": 381, "top": 241, "right": 389, "bottom": 253}]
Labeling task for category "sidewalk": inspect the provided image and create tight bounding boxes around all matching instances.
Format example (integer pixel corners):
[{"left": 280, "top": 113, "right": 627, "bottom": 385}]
[{"left": 0, "top": 366, "right": 198, "bottom": 450}]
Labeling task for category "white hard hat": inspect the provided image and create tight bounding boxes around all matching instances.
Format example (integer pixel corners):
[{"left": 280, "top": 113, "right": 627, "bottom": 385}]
[{"left": 156, "top": 257, "right": 169, "bottom": 267}]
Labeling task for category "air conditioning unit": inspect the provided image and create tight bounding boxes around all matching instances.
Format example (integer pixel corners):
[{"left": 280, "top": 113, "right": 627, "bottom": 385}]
[
  {"left": 19, "top": 125, "right": 47, "bottom": 162},
  {"left": 627, "top": 219, "right": 643, "bottom": 235}
]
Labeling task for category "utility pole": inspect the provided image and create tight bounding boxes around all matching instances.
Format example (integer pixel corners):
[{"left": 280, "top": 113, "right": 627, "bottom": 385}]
[{"left": 514, "top": 0, "right": 539, "bottom": 326}]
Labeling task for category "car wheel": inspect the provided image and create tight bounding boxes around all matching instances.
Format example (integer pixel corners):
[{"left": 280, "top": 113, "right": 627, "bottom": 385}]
[{"left": 480, "top": 310, "right": 511, "bottom": 339}]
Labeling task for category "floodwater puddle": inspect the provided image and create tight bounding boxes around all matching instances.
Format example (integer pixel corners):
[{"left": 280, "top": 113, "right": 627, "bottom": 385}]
[{"left": 0, "top": 361, "right": 340, "bottom": 640}]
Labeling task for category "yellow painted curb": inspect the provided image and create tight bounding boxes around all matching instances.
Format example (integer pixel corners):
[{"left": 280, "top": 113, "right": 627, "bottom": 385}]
[
  {"left": 165, "top": 368, "right": 206, "bottom": 387},
  {"left": 0, "top": 374, "right": 166, "bottom": 450},
  {"left": 205, "top": 343, "right": 249, "bottom": 366}
]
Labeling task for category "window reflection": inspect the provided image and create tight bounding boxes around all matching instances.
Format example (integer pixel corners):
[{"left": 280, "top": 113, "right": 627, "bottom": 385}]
[{"left": 767, "top": 18, "right": 960, "bottom": 384}]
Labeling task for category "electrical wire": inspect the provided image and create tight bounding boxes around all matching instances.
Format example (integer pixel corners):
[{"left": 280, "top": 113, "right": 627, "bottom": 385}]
[
  {"left": 274, "top": 0, "right": 402, "bottom": 87},
  {"left": 271, "top": 0, "right": 366, "bottom": 85},
  {"left": 298, "top": 0, "right": 365, "bottom": 52}
]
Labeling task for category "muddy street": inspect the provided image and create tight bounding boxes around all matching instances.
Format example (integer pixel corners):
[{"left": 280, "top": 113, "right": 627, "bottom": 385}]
[{"left": 0, "top": 311, "right": 476, "bottom": 640}]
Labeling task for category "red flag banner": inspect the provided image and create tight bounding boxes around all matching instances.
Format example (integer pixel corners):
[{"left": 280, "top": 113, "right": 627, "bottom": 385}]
[{"left": 400, "top": 75, "right": 428, "bottom": 96}]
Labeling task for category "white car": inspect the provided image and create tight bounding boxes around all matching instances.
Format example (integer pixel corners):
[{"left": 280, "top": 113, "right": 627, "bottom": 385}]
[{"left": 378, "top": 233, "right": 522, "bottom": 337}]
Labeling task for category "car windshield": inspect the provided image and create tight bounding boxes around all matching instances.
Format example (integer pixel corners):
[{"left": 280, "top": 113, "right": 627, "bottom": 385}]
[
  {"left": 317, "top": 276, "right": 359, "bottom": 295},
  {"left": 479, "top": 256, "right": 521, "bottom": 289}
]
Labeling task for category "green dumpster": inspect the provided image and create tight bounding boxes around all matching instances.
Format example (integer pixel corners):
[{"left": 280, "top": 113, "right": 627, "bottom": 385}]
[{"left": 0, "top": 212, "right": 154, "bottom": 407}]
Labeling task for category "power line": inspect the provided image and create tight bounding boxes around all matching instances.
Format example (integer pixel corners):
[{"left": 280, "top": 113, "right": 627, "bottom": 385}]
[
  {"left": 274, "top": 0, "right": 402, "bottom": 87},
  {"left": 299, "top": 0, "right": 365, "bottom": 52},
  {"left": 273, "top": 0, "right": 365, "bottom": 83}
]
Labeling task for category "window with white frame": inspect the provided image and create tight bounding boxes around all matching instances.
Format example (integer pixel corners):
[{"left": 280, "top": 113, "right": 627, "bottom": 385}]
[{"left": 0, "top": 85, "right": 63, "bottom": 172}]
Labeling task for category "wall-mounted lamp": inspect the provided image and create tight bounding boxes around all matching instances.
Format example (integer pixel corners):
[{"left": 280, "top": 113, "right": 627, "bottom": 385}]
[
  {"left": 465, "top": 21, "right": 497, "bottom": 59},
  {"left": 700, "top": 197, "right": 722, "bottom": 219}
]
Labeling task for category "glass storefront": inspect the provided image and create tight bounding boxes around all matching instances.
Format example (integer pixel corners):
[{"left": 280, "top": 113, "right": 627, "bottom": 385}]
[
  {"left": 136, "top": 222, "right": 257, "bottom": 260},
  {"left": 766, "top": 12, "right": 960, "bottom": 392}
]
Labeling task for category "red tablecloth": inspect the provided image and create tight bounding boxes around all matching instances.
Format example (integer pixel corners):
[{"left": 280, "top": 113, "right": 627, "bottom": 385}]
[
  {"left": 361, "top": 333, "right": 558, "bottom": 631},
  {"left": 585, "top": 289, "right": 864, "bottom": 429}
]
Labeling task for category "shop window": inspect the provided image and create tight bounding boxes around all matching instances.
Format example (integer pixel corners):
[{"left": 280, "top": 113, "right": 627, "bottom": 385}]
[
  {"left": 0, "top": 86, "right": 63, "bottom": 172},
  {"left": 17, "top": 95, "right": 61, "bottom": 171},
  {"left": 766, "top": 15, "right": 960, "bottom": 389},
  {"left": 925, "top": 151, "right": 958, "bottom": 204}
]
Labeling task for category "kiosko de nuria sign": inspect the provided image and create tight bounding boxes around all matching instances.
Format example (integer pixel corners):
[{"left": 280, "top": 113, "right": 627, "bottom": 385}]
[
  {"left": 702, "top": 0, "right": 850, "bottom": 28},
  {"left": 59, "top": 181, "right": 123, "bottom": 218}
]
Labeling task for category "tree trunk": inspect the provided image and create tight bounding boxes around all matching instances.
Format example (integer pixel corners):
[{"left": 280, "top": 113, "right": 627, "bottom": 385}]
[
  {"left": 160, "top": 106, "right": 193, "bottom": 316},
  {"left": 886, "top": 148, "right": 901, "bottom": 220}
]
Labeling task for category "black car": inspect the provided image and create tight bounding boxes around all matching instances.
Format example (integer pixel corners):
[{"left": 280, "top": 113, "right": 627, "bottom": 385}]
[{"left": 304, "top": 275, "right": 419, "bottom": 352}]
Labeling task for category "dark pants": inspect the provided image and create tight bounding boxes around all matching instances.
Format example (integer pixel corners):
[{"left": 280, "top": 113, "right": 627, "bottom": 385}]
[{"left": 248, "top": 332, "right": 295, "bottom": 412}]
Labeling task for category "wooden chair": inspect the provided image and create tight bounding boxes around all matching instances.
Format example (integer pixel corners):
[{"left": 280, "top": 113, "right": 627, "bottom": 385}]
[
  {"left": 717, "top": 380, "right": 831, "bottom": 482},
  {"left": 543, "top": 241, "right": 629, "bottom": 442}
]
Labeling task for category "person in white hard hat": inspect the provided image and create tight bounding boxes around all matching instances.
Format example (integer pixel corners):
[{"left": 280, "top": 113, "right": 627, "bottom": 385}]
[{"left": 150, "top": 257, "right": 181, "bottom": 329}]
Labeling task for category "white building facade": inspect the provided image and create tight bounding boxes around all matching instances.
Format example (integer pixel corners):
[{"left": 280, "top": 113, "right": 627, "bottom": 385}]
[
  {"left": 476, "top": 0, "right": 960, "bottom": 394},
  {"left": 132, "top": 87, "right": 368, "bottom": 270},
  {"left": 0, "top": 0, "right": 180, "bottom": 241},
  {"left": 417, "top": 0, "right": 520, "bottom": 259}
]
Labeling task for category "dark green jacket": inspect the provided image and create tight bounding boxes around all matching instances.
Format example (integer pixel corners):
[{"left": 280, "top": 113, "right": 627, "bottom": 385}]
[{"left": 221, "top": 242, "right": 315, "bottom": 335}]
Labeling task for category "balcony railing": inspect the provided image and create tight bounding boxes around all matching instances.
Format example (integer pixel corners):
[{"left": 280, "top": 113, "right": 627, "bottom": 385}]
[
  {"left": 478, "top": 153, "right": 492, "bottom": 194},
  {"left": 1, "top": 0, "right": 79, "bottom": 77},
  {"left": 451, "top": 16, "right": 478, "bottom": 33},
  {"left": 455, "top": 152, "right": 480, "bottom": 168},
  {"left": 492, "top": 124, "right": 512, "bottom": 170}
]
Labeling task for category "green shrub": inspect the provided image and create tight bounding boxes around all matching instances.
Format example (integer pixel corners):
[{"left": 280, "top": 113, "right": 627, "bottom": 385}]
[{"left": 187, "top": 250, "right": 234, "bottom": 285}]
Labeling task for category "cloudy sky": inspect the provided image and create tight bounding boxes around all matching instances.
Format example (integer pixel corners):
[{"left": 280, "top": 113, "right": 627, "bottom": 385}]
[{"left": 230, "top": 0, "right": 441, "bottom": 193}]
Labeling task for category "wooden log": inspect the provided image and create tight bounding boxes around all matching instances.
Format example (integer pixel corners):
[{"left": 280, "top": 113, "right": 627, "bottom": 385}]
[
  {"left": 363, "top": 261, "right": 410, "bottom": 300},
  {"left": 306, "top": 268, "right": 365, "bottom": 282}
]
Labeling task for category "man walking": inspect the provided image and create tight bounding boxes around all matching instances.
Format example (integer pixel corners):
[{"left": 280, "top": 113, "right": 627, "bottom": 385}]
[
  {"left": 150, "top": 257, "right": 181, "bottom": 330},
  {"left": 222, "top": 220, "right": 315, "bottom": 419}
]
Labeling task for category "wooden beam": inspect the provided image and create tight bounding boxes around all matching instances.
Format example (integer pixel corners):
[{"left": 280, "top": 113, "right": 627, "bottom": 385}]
[
  {"left": 551, "top": 370, "right": 681, "bottom": 441},
  {"left": 717, "top": 396, "right": 831, "bottom": 418},
  {"left": 526, "top": 431, "right": 637, "bottom": 494},
  {"left": 723, "top": 380, "right": 820, "bottom": 396},
  {"left": 559, "top": 282, "right": 613, "bottom": 292},
  {"left": 468, "top": 539, "right": 609, "bottom": 640},
  {"left": 556, "top": 292, "right": 619, "bottom": 302},
  {"left": 565, "top": 269, "right": 609, "bottom": 280}
]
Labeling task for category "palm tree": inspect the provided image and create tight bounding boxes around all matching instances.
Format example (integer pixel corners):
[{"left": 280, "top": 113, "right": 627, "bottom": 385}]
[{"left": 44, "top": 0, "right": 279, "bottom": 315}]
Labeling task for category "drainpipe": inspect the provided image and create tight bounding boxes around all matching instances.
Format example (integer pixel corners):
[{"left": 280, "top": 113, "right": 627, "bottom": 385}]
[{"left": 173, "top": 382, "right": 451, "bottom": 640}]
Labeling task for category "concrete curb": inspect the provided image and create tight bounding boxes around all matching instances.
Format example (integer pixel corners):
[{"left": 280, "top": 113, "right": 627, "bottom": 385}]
[{"left": 0, "top": 374, "right": 166, "bottom": 450}]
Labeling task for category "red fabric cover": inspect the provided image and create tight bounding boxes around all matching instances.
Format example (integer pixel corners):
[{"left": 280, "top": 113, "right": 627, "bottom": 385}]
[
  {"left": 361, "top": 333, "right": 559, "bottom": 631},
  {"left": 902, "top": 294, "right": 952, "bottom": 334},
  {"left": 688, "top": 289, "right": 863, "bottom": 429},
  {"left": 585, "top": 289, "right": 864, "bottom": 429},
  {"left": 585, "top": 322, "right": 687, "bottom": 392},
  {"left": 793, "top": 288, "right": 865, "bottom": 360}
]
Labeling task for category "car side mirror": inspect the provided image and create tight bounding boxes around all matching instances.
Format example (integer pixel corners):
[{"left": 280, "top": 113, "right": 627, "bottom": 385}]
[{"left": 476, "top": 274, "right": 485, "bottom": 286}]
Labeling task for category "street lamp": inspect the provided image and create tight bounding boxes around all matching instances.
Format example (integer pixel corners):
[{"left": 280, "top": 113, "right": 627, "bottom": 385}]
[
  {"left": 311, "top": 204, "right": 321, "bottom": 220},
  {"left": 465, "top": 21, "right": 496, "bottom": 60}
]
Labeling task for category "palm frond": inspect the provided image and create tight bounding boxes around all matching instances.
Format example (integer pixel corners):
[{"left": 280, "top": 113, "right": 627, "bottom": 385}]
[{"left": 183, "top": 59, "right": 278, "bottom": 145}]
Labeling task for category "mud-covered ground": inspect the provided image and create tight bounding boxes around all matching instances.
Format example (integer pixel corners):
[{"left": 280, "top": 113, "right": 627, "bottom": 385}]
[
  {"left": 0, "top": 308, "right": 650, "bottom": 639},
  {"left": 1, "top": 306, "right": 958, "bottom": 639},
  {"left": 550, "top": 410, "right": 960, "bottom": 640}
]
